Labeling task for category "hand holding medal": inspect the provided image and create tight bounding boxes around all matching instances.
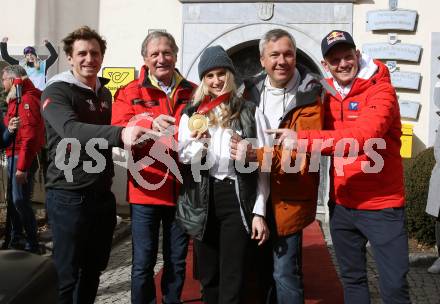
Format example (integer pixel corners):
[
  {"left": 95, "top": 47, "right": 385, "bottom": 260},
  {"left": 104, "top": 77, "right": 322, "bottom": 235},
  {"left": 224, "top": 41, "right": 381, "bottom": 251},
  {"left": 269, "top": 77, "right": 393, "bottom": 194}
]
[{"left": 191, "top": 129, "right": 211, "bottom": 141}]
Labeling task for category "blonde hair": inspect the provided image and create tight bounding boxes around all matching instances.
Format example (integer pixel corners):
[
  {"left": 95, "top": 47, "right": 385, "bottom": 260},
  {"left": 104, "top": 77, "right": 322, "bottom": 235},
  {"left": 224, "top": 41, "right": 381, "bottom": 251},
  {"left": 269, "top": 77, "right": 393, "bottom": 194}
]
[{"left": 192, "top": 69, "right": 241, "bottom": 128}]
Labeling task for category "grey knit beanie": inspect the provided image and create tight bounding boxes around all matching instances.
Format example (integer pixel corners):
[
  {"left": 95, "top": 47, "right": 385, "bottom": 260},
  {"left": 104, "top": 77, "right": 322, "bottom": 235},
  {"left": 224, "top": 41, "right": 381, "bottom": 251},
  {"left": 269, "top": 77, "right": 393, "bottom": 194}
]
[{"left": 198, "top": 45, "right": 236, "bottom": 80}]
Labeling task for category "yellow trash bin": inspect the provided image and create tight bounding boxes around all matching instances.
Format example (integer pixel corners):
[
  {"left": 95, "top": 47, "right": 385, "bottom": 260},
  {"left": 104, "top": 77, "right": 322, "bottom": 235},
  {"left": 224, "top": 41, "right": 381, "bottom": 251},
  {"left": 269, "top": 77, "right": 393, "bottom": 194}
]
[{"left": 400, "top": 123, "right": 413, "bottom": 158}]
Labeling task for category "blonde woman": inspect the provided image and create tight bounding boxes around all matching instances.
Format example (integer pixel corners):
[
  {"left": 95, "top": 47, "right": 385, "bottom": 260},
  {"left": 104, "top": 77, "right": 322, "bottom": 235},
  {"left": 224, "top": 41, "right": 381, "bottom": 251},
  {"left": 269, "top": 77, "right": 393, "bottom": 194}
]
[
  {"left": 177, "top": 46, "right": 271, "bottom": 304},
  {"left": 1, "top": 37, "right": 58, "bottom": 90}
]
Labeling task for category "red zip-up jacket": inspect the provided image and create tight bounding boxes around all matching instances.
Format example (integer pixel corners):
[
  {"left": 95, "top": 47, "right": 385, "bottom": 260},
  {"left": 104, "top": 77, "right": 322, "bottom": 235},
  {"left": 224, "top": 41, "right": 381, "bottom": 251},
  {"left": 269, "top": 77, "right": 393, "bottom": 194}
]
[
  {"left": 298, "top": 59, "right": 404, "bottom": 210},
  {"left": 4, "top": 78, "right": 45, "bottom": 171},
  {"left": 112, "top": 66, "right": 196, "bottom": 205}
]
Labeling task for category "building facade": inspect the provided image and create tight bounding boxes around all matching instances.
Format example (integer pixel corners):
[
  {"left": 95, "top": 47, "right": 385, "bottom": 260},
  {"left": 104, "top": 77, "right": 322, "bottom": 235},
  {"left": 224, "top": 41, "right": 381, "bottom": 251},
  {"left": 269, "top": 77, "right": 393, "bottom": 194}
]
[{"left": 1, "top": 0, "right": 439, "bottom": 213}]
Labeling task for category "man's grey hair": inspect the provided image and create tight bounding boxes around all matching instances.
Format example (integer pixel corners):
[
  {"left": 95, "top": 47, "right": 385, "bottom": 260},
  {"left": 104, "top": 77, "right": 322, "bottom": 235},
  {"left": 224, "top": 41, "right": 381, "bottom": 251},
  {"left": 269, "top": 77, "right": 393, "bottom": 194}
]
[
  {"left": 141, "top": 31, "right": 179, "bottom": 57},
  {"left": 2, "top": 65, "right": 27, "bottom": 78},
  {"left": 259, "top": 29, "right": 297, "bottom": 56}
]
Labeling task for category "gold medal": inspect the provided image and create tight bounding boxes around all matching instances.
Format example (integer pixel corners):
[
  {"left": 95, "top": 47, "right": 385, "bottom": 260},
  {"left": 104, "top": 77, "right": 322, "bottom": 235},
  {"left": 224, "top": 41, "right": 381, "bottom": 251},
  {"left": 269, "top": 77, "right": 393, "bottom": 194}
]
[{"left": 188, "top": 113, "right": 208, "bottom": 133}]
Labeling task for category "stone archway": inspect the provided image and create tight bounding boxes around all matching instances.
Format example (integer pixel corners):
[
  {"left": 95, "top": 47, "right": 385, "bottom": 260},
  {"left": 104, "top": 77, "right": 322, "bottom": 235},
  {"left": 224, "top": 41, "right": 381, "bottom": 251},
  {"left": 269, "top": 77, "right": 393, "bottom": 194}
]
[
  {"left": 182, "top": 22, "right": 329, "bottom": 82},
  {"left": 227, "top": 39, "right": 322, "bottom": 80}
]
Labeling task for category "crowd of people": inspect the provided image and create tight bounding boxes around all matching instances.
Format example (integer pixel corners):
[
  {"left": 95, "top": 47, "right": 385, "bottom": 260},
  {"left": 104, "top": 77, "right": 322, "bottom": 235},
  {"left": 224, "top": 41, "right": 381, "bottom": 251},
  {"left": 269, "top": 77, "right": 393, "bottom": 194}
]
[{"left": 1, "top": 24, "right": 438, "bottom": 304}]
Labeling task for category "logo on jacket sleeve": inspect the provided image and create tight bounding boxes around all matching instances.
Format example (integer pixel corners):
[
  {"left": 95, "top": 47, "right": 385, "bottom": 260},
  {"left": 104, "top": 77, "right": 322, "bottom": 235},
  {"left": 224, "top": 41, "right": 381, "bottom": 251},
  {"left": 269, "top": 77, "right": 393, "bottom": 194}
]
[
  {"left": 348, "top": 101, "right": 359, "bottom": 111},
  {"left": 42, "top": 98, "right": 52, "bottom": 111},
  {"left": 100, "top": 100, "right": 109, "bottom": 110},
  {"left": 85, "top": 99, "right": 96, "bottom": 111}
]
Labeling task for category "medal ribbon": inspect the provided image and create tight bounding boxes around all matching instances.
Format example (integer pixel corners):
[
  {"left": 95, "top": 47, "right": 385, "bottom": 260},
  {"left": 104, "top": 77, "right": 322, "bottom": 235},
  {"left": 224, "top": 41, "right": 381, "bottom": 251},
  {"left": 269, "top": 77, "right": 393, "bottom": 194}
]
[{"left": 196, "top": 92, "right": 230, "bottom": 114}]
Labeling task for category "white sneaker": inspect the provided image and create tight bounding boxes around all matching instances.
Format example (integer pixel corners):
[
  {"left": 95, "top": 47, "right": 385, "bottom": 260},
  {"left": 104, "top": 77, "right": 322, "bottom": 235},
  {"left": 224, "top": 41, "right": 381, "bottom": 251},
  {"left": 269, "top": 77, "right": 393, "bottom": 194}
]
[{"left": 428, "top": 257, "right": 440, "bottom": 274}]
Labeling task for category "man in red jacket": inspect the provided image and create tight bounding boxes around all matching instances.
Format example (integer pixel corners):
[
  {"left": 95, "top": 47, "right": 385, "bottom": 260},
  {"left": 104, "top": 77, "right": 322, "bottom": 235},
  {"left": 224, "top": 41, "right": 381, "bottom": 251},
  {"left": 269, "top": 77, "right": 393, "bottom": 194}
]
[
  {"left": 269, "top": 31, "right": 410, "bottom": 303},
  {"left": 2, "top": 65, "right": 45, "bottom": 253},
  {"left": 112, "top": 31, "right": 195, "bottom": 304}
]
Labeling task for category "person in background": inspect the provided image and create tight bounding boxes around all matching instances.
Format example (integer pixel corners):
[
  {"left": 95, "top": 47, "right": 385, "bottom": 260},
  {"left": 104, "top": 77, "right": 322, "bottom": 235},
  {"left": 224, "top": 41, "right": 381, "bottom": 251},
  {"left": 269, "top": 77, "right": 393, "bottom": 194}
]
[
  {"left": 2, "top": 65, "right": 45, "bottom": 253},
  {"left": 41, "top": 26, "right": 148, "bottom": 304},
  {"left": 112, "top": 31, "right": 194, "bottom": 304},
  {"left": 426, "top": 106, "right": 440, "bottom": 274},
  {"left": 269, "top": 30, "right": 411, "bottom": 303},
  {"left": 0, "top": 78, "right": 20, "bottom": 249},
  {"left": 0, "top": 70, "right": 20, "bottom": 147},
  {"left": 177, "top": 45, "right": 270, "bottom": 303},
  {"left": 0, "top": 113, "right": 19, "bottom": 148},
  {"left": 1, "top": 37, "right": 58, "bottom": 90}
]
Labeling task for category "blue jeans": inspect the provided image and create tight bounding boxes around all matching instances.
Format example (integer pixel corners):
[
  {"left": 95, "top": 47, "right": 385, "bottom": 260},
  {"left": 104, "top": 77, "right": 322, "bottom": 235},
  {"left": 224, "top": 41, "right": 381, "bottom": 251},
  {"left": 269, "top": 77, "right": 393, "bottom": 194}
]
[
  {"left": 273, "top": 231, "right": 304, "bottom": 304},
  {"left": 131, "top": 204, "right": 189, "bottom": 304},
  {"left": 46, "top": 188, "right": 116, "bottom": 304},
  {"left": 7, "top": 156, "right": 38, "bottom": 250},
  {"left": 330, "top": 204, "right": 410, "bottom": 304}
]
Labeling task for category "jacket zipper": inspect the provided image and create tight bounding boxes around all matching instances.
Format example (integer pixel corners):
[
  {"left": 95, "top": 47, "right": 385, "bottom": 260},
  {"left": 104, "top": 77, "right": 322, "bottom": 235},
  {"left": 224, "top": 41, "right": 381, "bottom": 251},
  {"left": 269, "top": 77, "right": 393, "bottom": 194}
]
[
  {"left": 165, "top": 91, "right": 176, "bottom": 203},
  {"left": 201, "top": 172, "right": 210, "bottom": 239},
  {"left": 165, "top": 94, "right": 173, "bottom": 116},
  {"left": 340, "top": 99, "right": 344, "bottom": 121},
  {"left": 158, "top": 88, "right": 177, "bottom": 205}
]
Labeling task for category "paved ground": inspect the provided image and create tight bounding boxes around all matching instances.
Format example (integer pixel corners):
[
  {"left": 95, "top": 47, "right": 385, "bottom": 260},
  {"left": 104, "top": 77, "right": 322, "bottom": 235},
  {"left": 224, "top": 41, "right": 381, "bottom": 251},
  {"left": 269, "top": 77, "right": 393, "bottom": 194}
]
[
  {"left": 322, "top": 222, "right": 440, "bottom": 304},
  {"left": 323, "top": 247, "right": 440, "bottom": 304},
  {"left": 96, "top": 221, "right": 440, "bottom": 304},
  {"left": 95, "top": 236, "right": 133, "bottom": 303},
  {"left": 95, "top": 227, "right": 164, "bottom": 304}
]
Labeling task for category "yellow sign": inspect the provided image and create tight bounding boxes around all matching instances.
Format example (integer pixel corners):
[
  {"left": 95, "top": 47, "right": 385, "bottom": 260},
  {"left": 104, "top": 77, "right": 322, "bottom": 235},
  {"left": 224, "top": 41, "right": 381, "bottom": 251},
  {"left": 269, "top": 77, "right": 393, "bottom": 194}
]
[
  {"left": 401, "top": 123, "right": 414, "bottom": 158},
  {"left": 102, "top": 67, "right": 136, "bottom": 98}
]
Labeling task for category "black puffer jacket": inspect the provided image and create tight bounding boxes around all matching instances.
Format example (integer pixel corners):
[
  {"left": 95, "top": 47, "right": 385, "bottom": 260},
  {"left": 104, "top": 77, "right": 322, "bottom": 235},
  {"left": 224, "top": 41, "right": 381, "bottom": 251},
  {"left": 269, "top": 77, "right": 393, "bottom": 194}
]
[{"left": 176, "top": 97, "right": 258, "bottom": 240}]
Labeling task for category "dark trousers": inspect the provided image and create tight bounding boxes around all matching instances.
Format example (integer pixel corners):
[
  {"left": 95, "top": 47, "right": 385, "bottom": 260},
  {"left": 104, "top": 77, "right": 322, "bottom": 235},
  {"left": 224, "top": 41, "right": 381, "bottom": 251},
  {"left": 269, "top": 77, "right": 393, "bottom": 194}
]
[
  {"left": 7, "top": 156, "right": 38, "bottom": 250},
  {"left": 330, "top": 204, "right": 410, "bottom": 304},
  {"left": 131, "top": 204, "right": 189, "bottom": 304},
  {"left": 195, "top": 178, "right": 249, "bottom": 304},
  {"left": 46, "top": 189, "right": 116, "bottom": 304},
  {"left": 242, "top": 240, "right": 274, "bottom": 304}
]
